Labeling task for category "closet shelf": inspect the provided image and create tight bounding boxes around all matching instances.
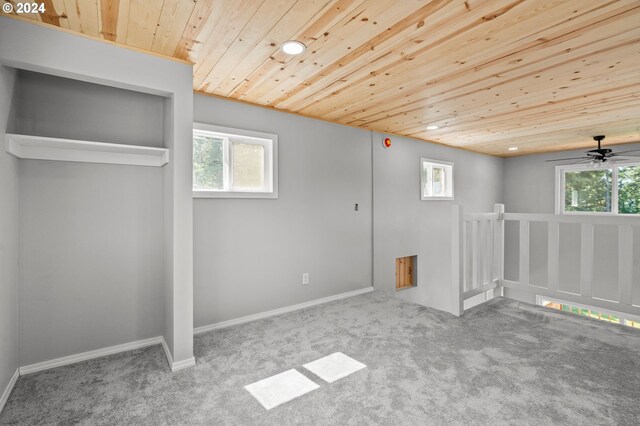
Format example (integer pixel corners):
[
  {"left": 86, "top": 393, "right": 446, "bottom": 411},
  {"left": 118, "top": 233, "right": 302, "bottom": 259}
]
[{"left": 5, "top": 134, "right": 169, "bottom": 167}]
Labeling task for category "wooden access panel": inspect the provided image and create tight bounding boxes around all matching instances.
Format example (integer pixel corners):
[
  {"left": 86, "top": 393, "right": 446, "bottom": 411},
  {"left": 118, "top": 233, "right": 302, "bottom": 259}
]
[{"left": 396, "top": 256, "right": 415, "bottom": 290}]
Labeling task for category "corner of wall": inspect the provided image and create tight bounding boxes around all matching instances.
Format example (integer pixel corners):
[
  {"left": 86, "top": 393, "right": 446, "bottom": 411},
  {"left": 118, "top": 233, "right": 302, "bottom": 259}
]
[
  {"left": 0, "top": 63, "right": 19, "bottom": 410},
  {"left": 371, "top": 131, "right": 505, "bottom": 313}
]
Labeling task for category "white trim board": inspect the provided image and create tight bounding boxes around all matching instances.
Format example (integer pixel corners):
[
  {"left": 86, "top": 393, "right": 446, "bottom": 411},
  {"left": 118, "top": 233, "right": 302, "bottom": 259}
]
[
  {"left": 194, "top": 287, "right": 374, "bottom": 335},
  {"left": 5, "top": 133, "right": 169, "bottom": 167},
  {"left": 0, "top": 368, "right": 19, "bottom": 414},
  {"left": 464, "top": 288, "right": 497, "bottom": 311},
  {"left": 19, "top": 336, "right": 196, "bottom": 377},
  {"left": 161, "top": 338, "right": 196, "bottom": 372},
  {"left": 19, "top": 336, "right": 164, "bottom": 376}
]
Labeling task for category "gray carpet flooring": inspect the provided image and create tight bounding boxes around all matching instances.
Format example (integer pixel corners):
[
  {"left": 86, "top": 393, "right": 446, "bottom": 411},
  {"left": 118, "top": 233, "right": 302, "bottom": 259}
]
[{"left": 1, "top": 293, "right": 639, "bottom": 425}]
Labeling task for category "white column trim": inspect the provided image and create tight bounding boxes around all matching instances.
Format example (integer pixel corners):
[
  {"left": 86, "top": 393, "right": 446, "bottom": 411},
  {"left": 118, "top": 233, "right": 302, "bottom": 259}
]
[{"left": 0, "top": 368, "right": 19, "bottom": 414}]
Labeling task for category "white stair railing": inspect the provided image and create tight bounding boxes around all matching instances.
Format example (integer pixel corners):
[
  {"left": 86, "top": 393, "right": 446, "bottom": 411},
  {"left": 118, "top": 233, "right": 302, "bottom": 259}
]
[
  {"left": 451, "top": 204, "right": 640, "bottom": 317},
  {"left": 451, "top": 204, "right": 504, "bottom": 316},
  {"left": 502, "top": 212, "right": 638, "bottom": 316}
]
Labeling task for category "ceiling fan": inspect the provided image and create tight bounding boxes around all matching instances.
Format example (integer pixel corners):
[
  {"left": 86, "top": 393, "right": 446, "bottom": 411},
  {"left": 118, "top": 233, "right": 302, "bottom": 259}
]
[{"left": 546, "top": 135, "right": 640, "bottom": 166}]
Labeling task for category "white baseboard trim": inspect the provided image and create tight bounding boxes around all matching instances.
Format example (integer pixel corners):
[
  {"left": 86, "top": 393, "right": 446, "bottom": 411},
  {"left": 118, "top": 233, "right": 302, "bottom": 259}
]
[
  {"left": 19, "top": 336, "right": 164, "bottom": 376},
  {"left": 15, "top": 288, "right": 374, "bottom": 377},
  {"left": 194, "top": 286, "right": 375, "bottom": 335},
  {"left": 160, "top": 338, "right": 196, "bottom": 372},
  {"left": 0, "top": 368, "right": 19, "bottom": 414},
  {"left": 171, "top": 357, "right": 196, "bottom": 372}
]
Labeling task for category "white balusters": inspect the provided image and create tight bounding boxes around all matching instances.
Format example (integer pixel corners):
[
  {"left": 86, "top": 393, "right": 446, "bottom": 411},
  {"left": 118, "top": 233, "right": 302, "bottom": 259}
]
[
  {"left": 499, "top": 212, "right": 638, "bottom": 317},
  {"left": 618, "top": 225, "right": 633, "bottom": 306},
  {"left": 580, "top": 223, "right": 594, "bottom": 298},
  {"left": 547, "top": 222, "right": 559, "bottom": 292},
  {"left": 519, "top": 220, "right": 530, "bottom": 286},
  {"left": 452, "top": 204, "right": 505, "bottom": 315}
]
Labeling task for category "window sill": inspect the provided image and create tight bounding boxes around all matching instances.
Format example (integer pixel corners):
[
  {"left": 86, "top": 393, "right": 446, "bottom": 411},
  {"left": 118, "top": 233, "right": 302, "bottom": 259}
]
[
  {"left": 193, "top": 190, "right": 278, "bottom": 199},
  {"left": 559, "top": 211, "right": 639, "bottom": 217},
  {"left": 421, "top": 196, "right": 454, "bottom": 201}
]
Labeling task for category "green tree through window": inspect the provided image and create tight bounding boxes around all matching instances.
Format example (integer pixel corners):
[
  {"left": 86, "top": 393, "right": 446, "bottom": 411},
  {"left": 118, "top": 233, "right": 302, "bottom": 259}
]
[
  {"left": 193, "top": 134, "right": 224, "bottom": 190},
  {"left": 561, "top": 163, "right": 640, "bottom": 214},
  {"left": 564, "top": 169, "right": 612, "bottom": 213},
  {"left": 618, "top": 165, "right": 640, "bottom": 214}
]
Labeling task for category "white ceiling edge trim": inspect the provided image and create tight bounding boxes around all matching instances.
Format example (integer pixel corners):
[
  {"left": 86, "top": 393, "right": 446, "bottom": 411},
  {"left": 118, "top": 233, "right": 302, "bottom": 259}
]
[{"left": 5, "top": 133, "right": 169, "bottom": 167}]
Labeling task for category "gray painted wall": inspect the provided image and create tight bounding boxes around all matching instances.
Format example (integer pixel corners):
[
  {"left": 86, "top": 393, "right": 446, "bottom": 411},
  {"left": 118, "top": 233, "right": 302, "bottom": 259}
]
[
  {"left": 19, "top": 161, "right": 164, "bottom": 365},
  {"left": 193, "top": 95, "right": 373, "bottom": 327},
  {"left": 373, "top": 133, "right": 504, "bottom": 312},
  {"left": 13, "top": 72, "right": 165, "bottom": 366},
  {"left": 0, "top": 65, "right": 19, "bottom": 398},
  {"left": 12, "top": 70, "right": 164, "bottom": 147},
  {"left": 502, "top": 145, "right": 640, "bottom": 306}
]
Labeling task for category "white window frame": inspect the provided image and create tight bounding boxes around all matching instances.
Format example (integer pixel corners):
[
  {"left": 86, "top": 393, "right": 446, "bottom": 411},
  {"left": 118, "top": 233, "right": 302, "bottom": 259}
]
[
  {"left": 192, "top": 123, "right": 278, "bottom": 199},
  {"left": 420, "top": 158, "right": 454, "bottom": 201},
  {"left": 555, "top": 160, "right": 640, "bottom": 215}
]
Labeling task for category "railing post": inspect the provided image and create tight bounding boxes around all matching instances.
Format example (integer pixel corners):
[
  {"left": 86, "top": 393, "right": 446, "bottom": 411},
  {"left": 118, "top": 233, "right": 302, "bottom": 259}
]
[
  {"left": 472, "top": 220, "right": 479, "bottom": 290},
  {"left": 493, "top": 204, "right": 505, "bottom": 296},
  {"left": 484, "top": 219, "right": 493, "bottom": 286},
  {"left": 580, "top": 223, "right": 594, "bottom": 297},
  {"left": 618, "top": 225, "right": 633, "bottom": 305},
  {"left": 519, "top": 220, "right": 530, "bottom": 286},
  {"left": 547, "top": 220, "right": 559, "bottom": 292},
  {"left": 451, "top": 205, "right": 464, "bottom": 316}
]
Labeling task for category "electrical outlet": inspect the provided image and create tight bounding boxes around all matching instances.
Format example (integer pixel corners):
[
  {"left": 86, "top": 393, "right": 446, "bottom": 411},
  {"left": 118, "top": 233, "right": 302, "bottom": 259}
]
[{"left": 302, "top": 273, "right": 310, "bottom": 285}]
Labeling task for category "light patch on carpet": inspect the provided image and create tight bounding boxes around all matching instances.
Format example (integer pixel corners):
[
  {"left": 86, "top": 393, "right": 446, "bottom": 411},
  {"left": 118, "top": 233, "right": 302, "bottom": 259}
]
[
  {"left": 303, "top": 352, "right": 366, "bottom": 383},
  {"left": 244, "top": 369, "right": 319, "bottom": 410}
]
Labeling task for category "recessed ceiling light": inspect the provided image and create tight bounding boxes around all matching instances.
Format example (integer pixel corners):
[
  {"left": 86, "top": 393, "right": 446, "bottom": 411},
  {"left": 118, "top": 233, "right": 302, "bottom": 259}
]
[
  {"left": 281, "top": 40, "right": 306, "bottom": 55},
  {"left": 508, "top": 147, "right": 519, "bottom": 151},
  {"left": 426, "top": 125, "right": 439, "bottom": 130}
]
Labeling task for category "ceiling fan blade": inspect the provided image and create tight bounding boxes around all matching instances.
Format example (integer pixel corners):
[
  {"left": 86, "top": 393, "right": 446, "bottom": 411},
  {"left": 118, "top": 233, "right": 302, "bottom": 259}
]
[
  {"left": 545, "top": 157, "right": 589, "bottom": 162},
  {"left": 611, "top": 154, "right": 640, "bottom": 159},
  {"left": 613, "top": 149, "right": 640, "bottom": 155}
]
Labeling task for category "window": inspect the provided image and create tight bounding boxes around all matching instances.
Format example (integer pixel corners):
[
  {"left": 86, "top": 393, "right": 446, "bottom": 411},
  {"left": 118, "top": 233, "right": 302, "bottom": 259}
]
[
  {"left": 420, "top": 158, "right": 453, "bottom": 200},
  {"left": 555, "top": 162, "right": 640, "bottom": 214},
  {"left": 537, "top": 296, "right": 640, "bottom": 330},
  {"left": 193, "top": 124, "right": 277, "bottom": 198}
]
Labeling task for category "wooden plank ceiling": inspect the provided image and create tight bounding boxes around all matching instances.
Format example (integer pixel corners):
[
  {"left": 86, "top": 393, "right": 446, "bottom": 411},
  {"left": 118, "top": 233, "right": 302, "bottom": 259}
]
[{"left": 2, "top": 0, "right": 640, "bottom": 157}]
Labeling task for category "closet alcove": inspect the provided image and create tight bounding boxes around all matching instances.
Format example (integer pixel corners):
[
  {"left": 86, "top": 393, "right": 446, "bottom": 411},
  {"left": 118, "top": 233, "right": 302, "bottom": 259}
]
[{"left": 6, "top": 70, "right": 168, "bottom": 366}]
